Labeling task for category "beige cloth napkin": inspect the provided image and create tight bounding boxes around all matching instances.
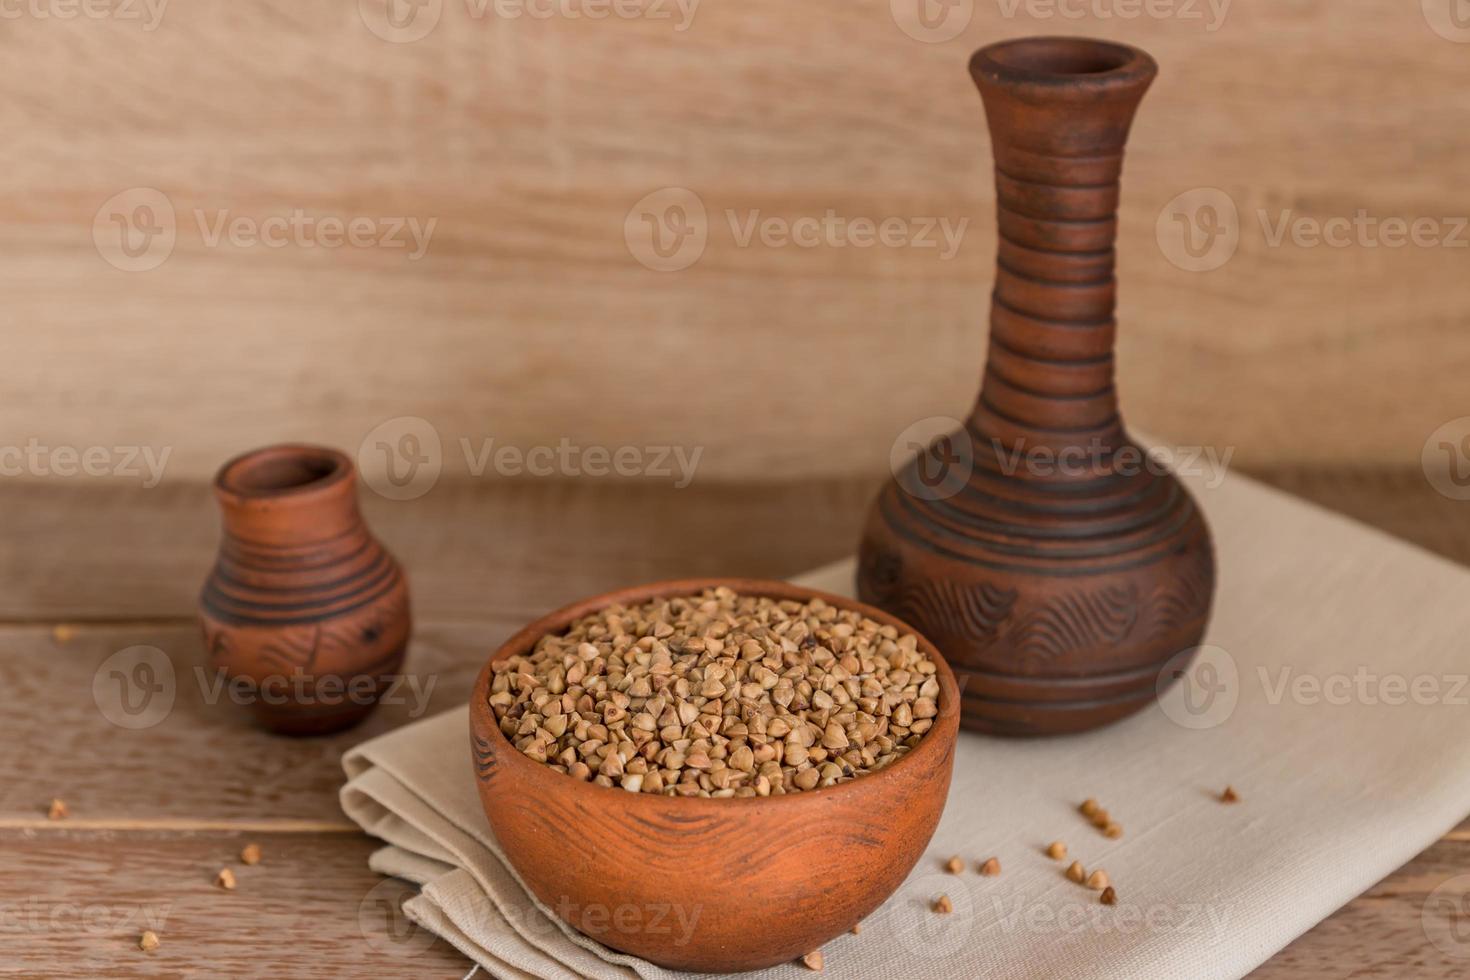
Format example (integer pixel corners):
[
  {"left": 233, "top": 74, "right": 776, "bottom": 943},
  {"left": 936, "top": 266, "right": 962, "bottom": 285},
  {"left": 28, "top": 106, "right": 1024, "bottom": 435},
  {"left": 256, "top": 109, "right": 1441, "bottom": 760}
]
[{"left": 341, "top": 468, "right": 1470, "bottom": 979}]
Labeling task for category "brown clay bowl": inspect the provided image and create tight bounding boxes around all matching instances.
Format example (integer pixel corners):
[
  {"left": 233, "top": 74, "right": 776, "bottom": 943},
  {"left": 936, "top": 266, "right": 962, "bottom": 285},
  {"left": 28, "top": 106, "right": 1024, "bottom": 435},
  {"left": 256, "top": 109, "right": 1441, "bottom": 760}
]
[{"left": 469, "top": 578, "right": 961, "bottom": 973}]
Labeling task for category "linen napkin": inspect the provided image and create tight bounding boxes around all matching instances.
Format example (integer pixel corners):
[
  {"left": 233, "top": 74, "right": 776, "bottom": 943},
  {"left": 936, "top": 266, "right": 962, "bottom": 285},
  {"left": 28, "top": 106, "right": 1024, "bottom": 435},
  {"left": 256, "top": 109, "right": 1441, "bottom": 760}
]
[{"left": 341, "top": 467, "right": 1470, "bottom": 979}]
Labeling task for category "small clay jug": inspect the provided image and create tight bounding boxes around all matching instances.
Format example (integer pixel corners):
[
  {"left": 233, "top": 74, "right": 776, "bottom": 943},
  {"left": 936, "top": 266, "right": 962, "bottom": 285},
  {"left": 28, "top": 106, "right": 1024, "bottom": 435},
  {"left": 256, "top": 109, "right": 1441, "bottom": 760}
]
[
  {"left": 200, "top": 444, "right": 411, "bottom": 735},
  {"left": 858, "top": 37, "right": 1215, "bottom": 736}
]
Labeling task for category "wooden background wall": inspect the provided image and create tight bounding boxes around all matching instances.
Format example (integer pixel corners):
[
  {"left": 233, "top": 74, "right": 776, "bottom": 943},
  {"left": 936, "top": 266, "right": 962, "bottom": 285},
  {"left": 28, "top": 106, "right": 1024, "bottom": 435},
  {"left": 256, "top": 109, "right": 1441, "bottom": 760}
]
[{"left": 3, "top": 0, "right": 1467, "bottom": 485}]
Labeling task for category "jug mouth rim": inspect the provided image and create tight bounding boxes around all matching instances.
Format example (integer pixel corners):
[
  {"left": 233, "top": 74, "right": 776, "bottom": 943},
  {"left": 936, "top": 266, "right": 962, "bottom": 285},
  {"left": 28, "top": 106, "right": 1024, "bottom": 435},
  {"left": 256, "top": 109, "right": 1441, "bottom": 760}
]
[
  {"left": 215, "top": 443, "right": 353, "bottom": 502},
  {"left": 971, "top": 36, "right": 1156, "bottom": 87}
]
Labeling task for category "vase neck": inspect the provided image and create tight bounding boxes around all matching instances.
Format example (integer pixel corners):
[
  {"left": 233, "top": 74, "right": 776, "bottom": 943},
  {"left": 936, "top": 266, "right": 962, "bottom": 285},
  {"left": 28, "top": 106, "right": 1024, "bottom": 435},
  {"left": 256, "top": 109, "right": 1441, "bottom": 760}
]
[
  {"left": 966, "top": 38, "right": 1155, "bottom": 464},
  {"left": 213, "top": 445, "right": 363, "bottom": 548}
]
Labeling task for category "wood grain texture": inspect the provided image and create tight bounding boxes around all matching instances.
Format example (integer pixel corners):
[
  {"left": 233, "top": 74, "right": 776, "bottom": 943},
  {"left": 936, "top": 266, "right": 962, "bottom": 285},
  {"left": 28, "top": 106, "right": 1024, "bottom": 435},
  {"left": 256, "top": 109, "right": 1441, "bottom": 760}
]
[
  {"left": 0, "top": 830, "right": 470, "bottom": 978},
  {"left": 1, "top": 0, "right": 1467, "bottom": 484}
]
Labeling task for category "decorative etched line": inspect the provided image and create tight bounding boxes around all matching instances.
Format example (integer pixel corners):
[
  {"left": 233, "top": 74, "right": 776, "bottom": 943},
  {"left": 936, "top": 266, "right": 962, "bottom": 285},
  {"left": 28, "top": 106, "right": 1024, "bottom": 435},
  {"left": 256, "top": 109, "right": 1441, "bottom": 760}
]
[
  {"left": 1011, "top": 584, "right": 1140, "bottom": 667},
  {"left": 1145, "top": 543, "right": 1214, "bottom": 641},
  {"left": 473, "top": 735, "right": 498, "bottom": 783},
  {"left": 869, "top": 572, "right": 1018, "bottom": 648}
]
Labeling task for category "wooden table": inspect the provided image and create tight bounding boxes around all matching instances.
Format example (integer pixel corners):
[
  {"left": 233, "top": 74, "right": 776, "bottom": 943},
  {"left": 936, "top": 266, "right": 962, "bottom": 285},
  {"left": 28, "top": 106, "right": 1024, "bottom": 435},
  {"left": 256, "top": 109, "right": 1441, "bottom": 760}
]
[{"left": 5, "top": 469, "right": 1468, "bottom": 978}]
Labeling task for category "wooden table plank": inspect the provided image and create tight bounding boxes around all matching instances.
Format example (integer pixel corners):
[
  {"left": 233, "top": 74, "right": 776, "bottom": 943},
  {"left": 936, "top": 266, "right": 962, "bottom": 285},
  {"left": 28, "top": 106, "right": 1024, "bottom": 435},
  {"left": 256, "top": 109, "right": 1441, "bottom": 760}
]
[
  {"left": 0, "top": 829, "right": 470, "bottom": 978},
  {"left": 0, "top": 622, "right": 488, "bottom": 825}
]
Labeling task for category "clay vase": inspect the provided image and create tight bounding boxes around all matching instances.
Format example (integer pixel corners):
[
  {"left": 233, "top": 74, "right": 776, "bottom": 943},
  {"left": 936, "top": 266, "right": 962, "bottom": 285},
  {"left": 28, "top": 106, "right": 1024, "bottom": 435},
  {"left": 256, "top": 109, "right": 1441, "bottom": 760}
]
[
  {"left": 857, "top": 37, "right": 1215, "bottom": 736},
  {"left": 199, "top": 444, "right": 411, "bottom": 735}
]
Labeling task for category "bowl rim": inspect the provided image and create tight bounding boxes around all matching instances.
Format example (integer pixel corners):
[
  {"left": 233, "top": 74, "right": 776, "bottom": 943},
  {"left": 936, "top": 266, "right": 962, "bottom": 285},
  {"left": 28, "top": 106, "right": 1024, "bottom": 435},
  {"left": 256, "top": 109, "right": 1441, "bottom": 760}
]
[{"left": 469, "top": 576, "right": 961, "bottom": 811}]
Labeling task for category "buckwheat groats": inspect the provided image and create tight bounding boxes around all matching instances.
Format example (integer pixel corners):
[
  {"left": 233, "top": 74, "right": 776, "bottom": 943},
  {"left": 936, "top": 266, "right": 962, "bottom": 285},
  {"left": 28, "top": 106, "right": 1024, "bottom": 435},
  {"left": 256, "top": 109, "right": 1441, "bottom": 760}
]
[{"left": 487, "top": 588, "right": 941, "bottom": 798}]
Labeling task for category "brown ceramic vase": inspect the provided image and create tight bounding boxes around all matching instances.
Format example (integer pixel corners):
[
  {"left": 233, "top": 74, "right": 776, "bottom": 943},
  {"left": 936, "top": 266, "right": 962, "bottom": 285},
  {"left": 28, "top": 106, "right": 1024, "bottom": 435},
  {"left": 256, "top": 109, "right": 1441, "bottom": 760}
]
[
  {"left": 200, "top": 444, "right": 411, "bottom": 735},
  {"left": 469, "top": 578, "right": 960, "bottom": 973},
  {"left": 857, "top": 38, "right": 1215, "bottom": 737}
]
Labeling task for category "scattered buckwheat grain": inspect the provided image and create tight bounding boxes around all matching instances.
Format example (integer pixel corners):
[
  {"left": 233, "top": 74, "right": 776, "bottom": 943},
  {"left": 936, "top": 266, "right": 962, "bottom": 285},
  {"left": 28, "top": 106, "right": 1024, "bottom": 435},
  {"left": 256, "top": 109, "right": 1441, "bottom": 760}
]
[
  {"left": 1066, "top": 861, "right": 1086, "bottom": 883},
  {"left": 138, "top": 930, "right": 160, "bottom": 952},
  {"left": 801, "top": 950, "right": 824, "bottom": 972},
  {"left": 215, "top": 868, "right": 237, "bottom": 890},
  {"left": 980, "top": 857, "right": 1001, "bottom": 876},
  {"left": 944, "top": 856, "right": 964, "bottom": 874},
  {"left": 1079, "top": 799, "right": 1100, "bottom": 818},
  {"left": 1103, "top": 822, "right": 1123, "bottom": 839},
  {"left": 1086, "top": 869, "right": 1109, "bottom": 891},
  {"left": 47, "top": 798, "right": 68, "bottom": 820},
  {"left": 1221, "top": 786, "right": 1239, "bottom": 804},
  {"left": 850, "top": 923, "right": 861, "bottom": 935},
  {"left": 1100, "top": 886, "right": 1117, "bottom": 906},
  {"left": 489, "top": 588, "right": 940, "bottom": 798},
  {"left": 1046, "top": 841, "right": 1067, "bottom": 860},
  {"left": 932, "top": 895, "right": 953, "bottom": 914},
  {"left": 51, "top": 624, "right": 75, "bottom": 644},
  {"left": 240, "top": 843, "right": 262, "bottom": 865}
]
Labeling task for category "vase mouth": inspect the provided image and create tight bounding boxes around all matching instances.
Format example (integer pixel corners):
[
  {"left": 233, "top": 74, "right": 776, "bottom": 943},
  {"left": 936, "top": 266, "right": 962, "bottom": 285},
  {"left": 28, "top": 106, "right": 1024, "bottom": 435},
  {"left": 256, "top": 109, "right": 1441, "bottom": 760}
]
[
  {"left": 216, "top": 444, "right": 353, "bottom": 501},
  {"left": 971, "top": 36, "right": 1155, "bottom": 88}
]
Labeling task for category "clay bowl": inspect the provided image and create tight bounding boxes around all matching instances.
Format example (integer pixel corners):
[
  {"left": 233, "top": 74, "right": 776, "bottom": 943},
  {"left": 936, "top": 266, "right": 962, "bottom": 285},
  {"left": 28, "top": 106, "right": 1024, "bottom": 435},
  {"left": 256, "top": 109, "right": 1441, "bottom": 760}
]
[{"left": 469, "top": 578, "right": 960, "bottom": 973}]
